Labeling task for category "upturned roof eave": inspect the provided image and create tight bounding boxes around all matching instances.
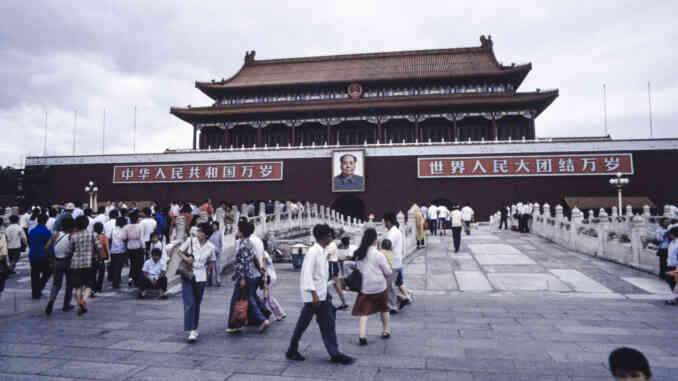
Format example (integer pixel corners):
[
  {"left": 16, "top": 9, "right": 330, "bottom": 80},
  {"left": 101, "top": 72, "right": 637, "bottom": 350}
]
[
  {"left": 170, "top": 89, "right": 558, "bottom": 124},
  {"left": 195, "top": 64, "right": 532, "bottom": 99}
]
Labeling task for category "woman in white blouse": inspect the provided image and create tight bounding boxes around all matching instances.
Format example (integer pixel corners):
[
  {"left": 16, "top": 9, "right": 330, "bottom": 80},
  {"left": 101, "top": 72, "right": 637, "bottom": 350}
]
[
  {"left": 178, "top": 222, "right": 216, "bottom": 342},
  {"left": 348, "top": 228, "right": 392, "bottom": 346}
]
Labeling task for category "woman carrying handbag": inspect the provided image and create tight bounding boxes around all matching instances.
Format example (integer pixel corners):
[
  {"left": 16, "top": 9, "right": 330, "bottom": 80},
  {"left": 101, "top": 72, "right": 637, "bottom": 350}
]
[
  {"left": 226, "top": 220, "right": 270, "bottom": 334},
  {"left": 348, "top": 228, "right": 392, "bottom": 345},
  {"left": 177, "top": 222, "right": 216, "bottom": 343}
]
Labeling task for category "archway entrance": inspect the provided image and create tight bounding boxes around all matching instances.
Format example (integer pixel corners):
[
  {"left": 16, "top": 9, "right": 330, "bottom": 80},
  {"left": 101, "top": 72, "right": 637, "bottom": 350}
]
[{"left": 331, "top": 195, "right": 366, "bottom": 221}]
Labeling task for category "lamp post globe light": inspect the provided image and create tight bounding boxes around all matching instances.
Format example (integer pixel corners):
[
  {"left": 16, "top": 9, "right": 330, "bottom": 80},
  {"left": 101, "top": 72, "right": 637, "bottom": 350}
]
[
  {"left": 609, "top": 172, "right": 630, "bottom": 214},
  {"left": 84, "top": 181, "right": 99, "bottom": 210}
]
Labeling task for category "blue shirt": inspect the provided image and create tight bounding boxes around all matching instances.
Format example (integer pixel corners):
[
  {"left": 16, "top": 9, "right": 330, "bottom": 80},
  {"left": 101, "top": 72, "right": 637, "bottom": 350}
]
[
  {"left": 28, "top": 224, "right": 52, "bottom": 261},
  {"left": 657, "top": 227, "right": 670, "bottom": 250}
]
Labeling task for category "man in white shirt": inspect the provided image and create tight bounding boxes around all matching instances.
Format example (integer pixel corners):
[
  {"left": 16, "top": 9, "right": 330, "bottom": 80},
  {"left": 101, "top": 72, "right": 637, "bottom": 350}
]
[
  {"left": 461, "top": 204, "right": 474, "bottom": 235},
  {"left": 5, "top": 215, "right": 27, "bottom": 273},
  {"left": 427, "top": 204, "right": 439, "bottom": 236},
  {"left": 437, "top": 204, "right": 450, "bottom": 236},
  {"left": 450, "top": 205, "right": 463, "bottom": 252},
  {"left": 326, "top": 239, "right": 348, "bottom": 310},
  {"left": 286, "top": 224, "right": 354, "bottom": 365},
  {"left": 140, "top": 207, "right": 158, "bottom": 257},
  {"left": 384, "top": 213, "right": 413, "bottom": 312},
  {"left": 104, "top": 210, "right": 118, "bottom": 239}
]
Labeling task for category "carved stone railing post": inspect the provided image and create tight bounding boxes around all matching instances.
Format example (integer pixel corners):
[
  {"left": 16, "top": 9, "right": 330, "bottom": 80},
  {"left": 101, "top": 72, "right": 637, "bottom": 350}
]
[
  {"left": 630, "top": 214, "right": 644, "bottom": 266},
  {"left": 241, "top": 203, "right": 249, "bottom": 218},
  {"left": 597, "top": 209, "right": 609, "bottom": 257},
  {"left": 397, "top": 211, "right": 407, "bottom": 257},
  {"left": 258, "top": 202, "right": 266, "bottom": 235},
  {"left": 665, "top": 205, "right": 673, "bottom": 218},
  {"left": 274, "top": 201, "right": 281, "bottom": 229},
  {"left": 175, "top": 215, "right": 186, "bottom": 242},
  {"left": 571, "top": 207, "right": 582, "bottom": 250}
]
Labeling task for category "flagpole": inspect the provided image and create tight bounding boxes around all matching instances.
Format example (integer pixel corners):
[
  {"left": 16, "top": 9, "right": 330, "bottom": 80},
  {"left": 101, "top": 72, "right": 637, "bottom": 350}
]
[
  {"left": 102, "top": 108, "right": 106, "bottom": 154},
  {"left": 73, "top": 110, "right": 77, "bottom": 154},
  {"left": 133, "top": 105, "right": 137, "bottom": 153},
  {"left": 43, "top": 111, "right": 47, "bottom": 156},
  {"left": 648, "top": 82, "right": 653, "bottom": 138},
  {"left": 603, "top": 84, "right": 608, "bottom": 136}
]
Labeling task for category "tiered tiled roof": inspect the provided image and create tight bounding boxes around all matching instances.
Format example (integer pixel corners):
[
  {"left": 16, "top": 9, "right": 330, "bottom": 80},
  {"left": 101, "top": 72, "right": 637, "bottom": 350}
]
[{"left": 196, "top": 35, "right": 530, "bottom": 98}]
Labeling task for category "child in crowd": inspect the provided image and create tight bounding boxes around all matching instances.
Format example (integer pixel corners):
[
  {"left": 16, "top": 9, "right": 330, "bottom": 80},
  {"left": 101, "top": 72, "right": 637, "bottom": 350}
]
[
  {"left": 149, "top": 232, "right": 167, "bottom": 266},
  {"left": 92, "top": 222, "right": 110, "bottom": 296},
  {"left": 262, "top": 250, "right": 286, "bottom": 321},
  {"left": 139, "top": 248, "right": 168, "bottom": 299},
  {"left": 608, "top": 347, "right": 652, "bottom": 380},
  {"left": 380, "top": 239, "right": 397, "bottom": 313},
  {"left": 326, "top": 236, "right": 348, "bottom": 310}
]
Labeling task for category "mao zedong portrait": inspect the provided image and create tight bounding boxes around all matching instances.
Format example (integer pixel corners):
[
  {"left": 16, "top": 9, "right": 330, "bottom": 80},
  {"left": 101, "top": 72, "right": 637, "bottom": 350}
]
[{"left": 333, "top": 153, "right": 364, "bottom": 191}]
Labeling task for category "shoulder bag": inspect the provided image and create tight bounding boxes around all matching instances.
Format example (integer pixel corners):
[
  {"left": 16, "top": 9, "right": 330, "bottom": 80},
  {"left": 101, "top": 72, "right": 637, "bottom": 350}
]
[
  {"left": 176, "top": 238, "right": 195, "bottom": 281},
  {"left": 344, "top": 259, "right": 362, "bottom": 292}
]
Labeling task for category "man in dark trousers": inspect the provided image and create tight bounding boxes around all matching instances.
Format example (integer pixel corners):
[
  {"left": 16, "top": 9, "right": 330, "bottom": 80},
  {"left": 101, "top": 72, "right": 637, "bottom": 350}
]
[
  {"left": 28, "top": 214, "right": 53, "bottom": 299},
  {"left": 286, "top": 224, "right": 354, "bottom": 365}
]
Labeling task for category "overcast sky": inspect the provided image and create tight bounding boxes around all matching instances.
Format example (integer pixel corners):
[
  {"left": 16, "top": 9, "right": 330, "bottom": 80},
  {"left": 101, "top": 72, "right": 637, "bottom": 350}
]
[{"left": 1, "top": 0, "right": 676, "bottom": 167}]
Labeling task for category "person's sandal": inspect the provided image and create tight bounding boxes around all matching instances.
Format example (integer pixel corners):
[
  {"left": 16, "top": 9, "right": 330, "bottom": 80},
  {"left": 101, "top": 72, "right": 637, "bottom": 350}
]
[
  {"left": 258, "top": 320, "right": 270, "bottom": 333},
  {"left": 665, "top": 300, "right": 678, "bottom": 305},
  {"left": 381, "top": 331, "right": 391, "bottom": 339},
  {"left": 359, "top": 337, "right": 367, "bottom": 346}
]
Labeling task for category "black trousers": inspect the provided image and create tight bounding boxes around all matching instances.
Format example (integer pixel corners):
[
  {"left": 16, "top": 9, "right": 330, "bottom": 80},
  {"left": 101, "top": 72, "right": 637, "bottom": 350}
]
[
  {"left": 139, "top": 276, "right": 167, "bottom": 292},
  {"left": 128, "top": 249, "right": 145, "bottom": 287},
  {"left": 429, "top": 219, "right": 437, "bottom": 235},
  {"left": 288, "top": 294, "right": 340, "bottom": 358},
  {"left": 110, "top": 253, "right": 128, "bottom": 288},
  {"left": 30, "top": 259, "right": 52, "bottom": 299},
  {"left": 451, "top": 227, "right": 462, "bottom": 252},
  {"left": 8, "top": 248, "right": 21, "bottom": 271},
  {"left": 500, "top": 217, "right": 508, "bottom": 230},
  {"left": 94, "top": 261, "right": 106, "bottom": 292},
  {"left": 658, "top": 249, "right": 668, "bottom": 280}
]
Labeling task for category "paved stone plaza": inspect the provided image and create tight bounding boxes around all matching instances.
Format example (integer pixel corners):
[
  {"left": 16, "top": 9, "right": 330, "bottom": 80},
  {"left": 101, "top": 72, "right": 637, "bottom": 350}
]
[{"left": 2, "top": 227, "right": 678, "bottom": 380}]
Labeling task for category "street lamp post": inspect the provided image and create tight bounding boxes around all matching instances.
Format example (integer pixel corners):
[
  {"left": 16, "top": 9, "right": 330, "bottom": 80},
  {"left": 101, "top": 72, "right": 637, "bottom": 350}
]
[
  {"left": 609, "top": 172, "right": 630, "bottom": 214},
  {"left": 84, "top": 181, "right": 99, "bottom": 210}
]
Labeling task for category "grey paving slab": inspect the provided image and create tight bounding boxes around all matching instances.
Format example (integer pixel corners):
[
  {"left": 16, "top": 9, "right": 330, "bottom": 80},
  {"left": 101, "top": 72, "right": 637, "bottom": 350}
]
[
  {"left": 109, "top": 340, "right": 189, "bottom": 353},
  {"left": 125, "top": 366, "right": 230, "bottom": 381},
  {"left": 40, "top": 361, "right": 141, "bottom": 380}
]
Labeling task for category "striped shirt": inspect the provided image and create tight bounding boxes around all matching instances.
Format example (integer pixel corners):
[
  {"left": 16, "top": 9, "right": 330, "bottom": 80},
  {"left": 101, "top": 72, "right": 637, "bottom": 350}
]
[{"left": 68, "top": 230, "right": 102, "bottom": 269}]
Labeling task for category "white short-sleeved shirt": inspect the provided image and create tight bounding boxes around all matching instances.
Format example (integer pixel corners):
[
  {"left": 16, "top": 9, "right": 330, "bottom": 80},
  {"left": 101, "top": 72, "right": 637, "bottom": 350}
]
[
  {"left": 142, "top": 258, "right": 167, "bottom": 280},
  {"left": 338, "top": 244, "right": 358, "bottom": 260},
  {"left": 326, "top": 241, "right": 338, "bottom": 262},
  {"left": 46, "top": 217, "right": 56, "bottom": 233},
  {"left": 263, "top": 251, "right": 277, "bottom": 281},
  {"left": 179, "top": 237, "right": 215, "bottom": 283},
  {"left": 450, "top": 209, "right": 463, "bottom": 227},
  {"left": 427, "top": 205, "right": 438, "bottom": 219},
  {"left": 386, "top": 226, "right": 404, "bottom": 269},
  {"left": 249, "top": 234, "right": 265, "bottom": 274},
  {"left": 461, "top": 206, "right": 474, "bottom": 221},
  {"left": 438, "top": 206, "right": 450, "bottom": 219},
  {"left": 140, "top": 218, "right": 157, "bottom": 243},
  {"left": 299, "top": 243, "right": 329, "bottom": 303}
]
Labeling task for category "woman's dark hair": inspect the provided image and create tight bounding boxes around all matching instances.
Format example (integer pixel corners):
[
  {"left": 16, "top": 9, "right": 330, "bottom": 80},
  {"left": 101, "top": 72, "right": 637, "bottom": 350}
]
[
  {"left": 75, "top": 215, "right": 89, "bottom": 231},
  {"left": 238, "top": 220, "right": 254, "bottom": 238},
  {"left": 9, "top": 215, "right": 19, "bottom": 224},
  {"left": 93, "top": 222, "right": 104, "bottom": 234},
  {"left": 180, "top": 204, "right": 193, "bottom": 214},
  {"left": 109, "top": 209, "right": 119, "bottom": 219},
  {"left": 115, "top": 216, "right": 127, "bottom": 228},
  {"left": 151, "top": 248, "right": 162, "bottom": 257},
  {"left": 340, "top": 236, "right": 351, "bottom": 247},
  {"left": 49, "top": 208, "right": 57, "bottom": 218},
  {"left": 383, "top": 213, "right": 399, "bottom": 228},
  {"left": 61, "top": 216, "right": 74, "bottom": 232},
  {"left": 129, "top": 210, "right": 139, "bottom": 224},
  {"left": 84, "top": 208, "right": 93, "bottom": 217},
  {"left": 198, "top": 222, "right": 213, "bottom": 237},
  {"left": 38, "top": 214, "right": 49, "bottom": 225},
  {"left": 353, "top": 228, "right": 377, "bottom": 261},
  {"left": 30, "top": 208, "right": 40, "bottom": 220},
  {"left": 381, "top": 238, "right": 392, "bottom": 251}
]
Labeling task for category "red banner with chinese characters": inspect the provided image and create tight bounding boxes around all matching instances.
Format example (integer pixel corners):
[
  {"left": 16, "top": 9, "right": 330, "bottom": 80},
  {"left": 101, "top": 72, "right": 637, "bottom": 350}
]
[
  {"left": 418, "top": 154, "right": 633, "bottom": 178},
  {"left": 112, "top": 162, "right": 283, "bottom": 183}
]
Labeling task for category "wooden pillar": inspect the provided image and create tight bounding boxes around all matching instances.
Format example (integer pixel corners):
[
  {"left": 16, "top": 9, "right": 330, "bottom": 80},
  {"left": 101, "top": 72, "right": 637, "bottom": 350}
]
[
  {"left": 491, "top": 116, "right": 498, "bottom": 140},
  {"left": 529, "top": 117, "right": 536, "bottom": 139},
  {"left": 291, "top": 126, "right": 296, "bottom": 146},
  {"left": 256, "top": 127, "right": 263, "bottom": 147},
  {"left": 415, "top": 119, "right": 420, "bottom": 142},
  {"left": 452, "top": 117, "right": 458, "bottom": 141},
  {"left": 192, "top": 125, "right": 197, "bottom": 150},
  {"left": 223, "top": 128, "right": 230, "bottom": 148},
  {"left": 377, "top": 119, "right": 383, "bottom": 142},
  {"left": 327, "top": 124, "right": 332, "bottom": 145}
]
